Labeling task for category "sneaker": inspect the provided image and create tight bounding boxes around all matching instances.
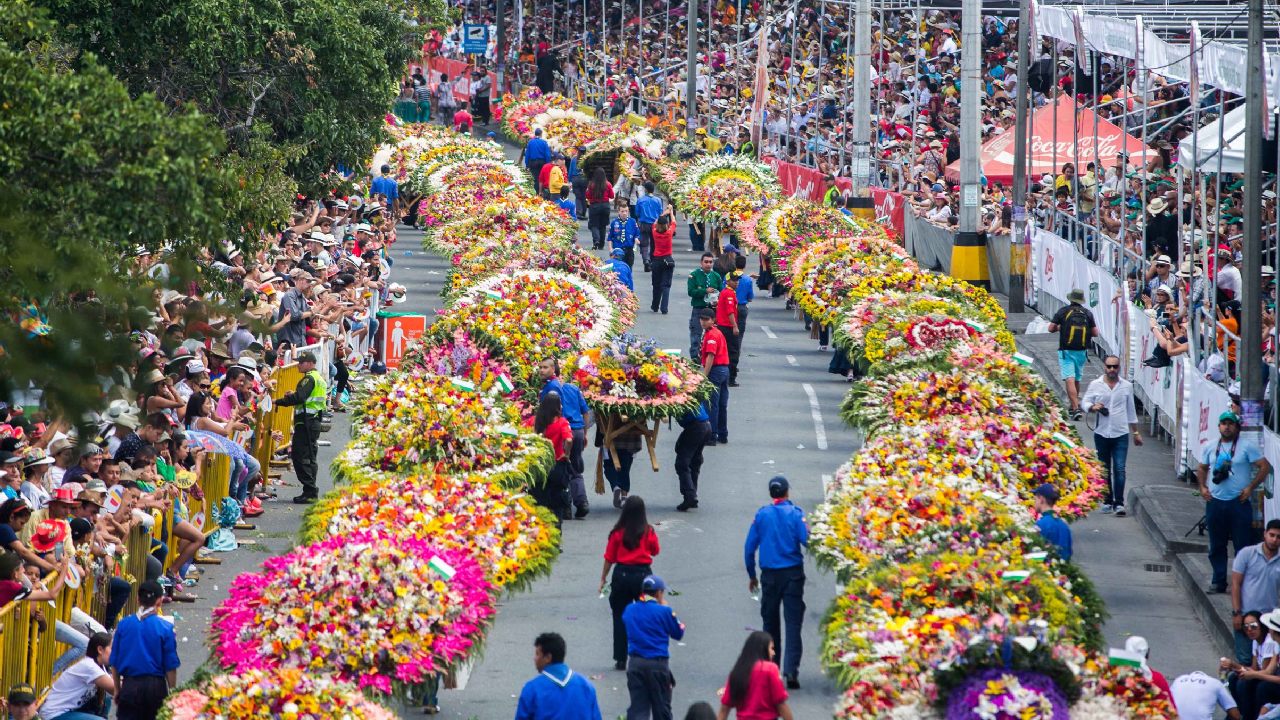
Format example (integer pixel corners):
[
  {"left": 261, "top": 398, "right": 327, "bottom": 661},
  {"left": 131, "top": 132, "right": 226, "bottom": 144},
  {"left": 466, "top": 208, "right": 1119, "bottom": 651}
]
[
  {"left": 1114, "top": 504, "right": 1127, "bottom": 517},
  {"left": 1069, "top": 409, "right": 1084, "bottom": 421},
  {"left": 818, "top": 345, "right": 828, "bottom": 351},
  {"left": 676, "top": 499, "right": 698, "bottom": 512},
  {"left": 1100, "top": 504, "right": 1114, "bottom": 514},
  {"left": 704, "top": 439, "right": 718, "bottom": 447},
  {"left": 728, "top": 380, "right": 740, "bottom": 387},
  {"left": 612, "top": 488, "right": 624, "bottom": 509},
  {"left": 317, "top": 439, "right": 332, "bottom": 447}
]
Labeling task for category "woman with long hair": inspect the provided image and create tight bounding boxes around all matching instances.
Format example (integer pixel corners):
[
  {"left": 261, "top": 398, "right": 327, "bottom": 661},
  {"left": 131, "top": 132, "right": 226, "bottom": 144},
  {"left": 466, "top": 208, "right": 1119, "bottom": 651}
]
[
  {"left": 533, "top": 392, "right": 572, "bottom": 522},
  {"left": 585, "top": 168, "right": 615, "bottom": 249},
  {"left": 716, "top": 631, "right": 794, "bottom": 720},
  {"left": 650, "top": 212, "right": 676, "bottom": 314},
  {"left": 39, "top": 631, "right": 116, "bottom": 720},
  {"left": 599, "top": 495, "right": 660, "bottom": 670}
]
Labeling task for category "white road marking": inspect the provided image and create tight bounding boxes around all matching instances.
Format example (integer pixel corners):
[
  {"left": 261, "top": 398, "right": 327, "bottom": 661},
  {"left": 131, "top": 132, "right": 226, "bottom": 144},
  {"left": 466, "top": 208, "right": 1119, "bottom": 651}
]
[
  {"left": 760, "top": 325, "right": 778, "bottom": 339},
  {"left": 785, "top": 355, "right": 797, "bottom": 365},
  {"left": 801, "top": 383, "right": 829, "bottom": 450}
]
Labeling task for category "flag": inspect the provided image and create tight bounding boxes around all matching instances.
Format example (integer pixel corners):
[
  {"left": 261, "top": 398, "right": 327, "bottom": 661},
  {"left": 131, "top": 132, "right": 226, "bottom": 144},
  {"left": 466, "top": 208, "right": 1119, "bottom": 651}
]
[
  {"left": 1072, "top": 8, "right": 1090, "bottom": 77},
  {"left": 749, "top": 20, "right": 770, "bottom": 147}
]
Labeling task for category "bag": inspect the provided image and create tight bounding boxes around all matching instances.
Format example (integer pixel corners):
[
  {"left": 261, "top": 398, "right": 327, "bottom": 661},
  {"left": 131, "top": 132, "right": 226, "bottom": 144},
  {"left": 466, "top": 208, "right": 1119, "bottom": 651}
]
[{"left": 1059, "top": 306, "right": 1092, "bottom": 350}]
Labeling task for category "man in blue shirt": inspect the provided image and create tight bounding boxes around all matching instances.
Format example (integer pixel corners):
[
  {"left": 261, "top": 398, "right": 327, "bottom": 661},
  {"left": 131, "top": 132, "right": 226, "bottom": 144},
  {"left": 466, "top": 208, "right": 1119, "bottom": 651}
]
[
  {"left": 515, "top": 632, "right": 603, "bottom": 720},
  {"left": 539, "top": 357, "right": 593, "bottom": 518},
  {"left": 621, "top": 575, "right": 685, "bottom": 720},
  {"left": 370, "top": 164, "right": 400, "bottom": 222},
  {"left": 608, "top": 205, "right": 640, "bottom": 268},
  {"left": 556, "top": 186, "right": 578, "bottom": 217},
  {"left": 608, "top": 248, "right": 634, "bottom": 291},
  {"left": 744, "top": 476, "right": 808, "bottom": 689},
  {"left": 524, "top": 128, "right": 552, "bottom": 194},
  {"left": 110, "top": 580, "right": 179, "bottom": 720},
  {"left": 1032, "top": 483, "right": 1072, "bottom": 561},
  {"left": 1198, "top": 411, "right": 1273, "bottom": 593},
  {"left": 674, "top": 402, "right": 712, "bottom": 511},
  {"left": 633, "top": 182, "right": 663, "bottom": 272}
]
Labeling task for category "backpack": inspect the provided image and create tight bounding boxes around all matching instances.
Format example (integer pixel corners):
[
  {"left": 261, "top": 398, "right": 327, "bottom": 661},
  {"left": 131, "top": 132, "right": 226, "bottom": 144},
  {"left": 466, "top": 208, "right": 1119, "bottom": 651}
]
[{"left": 1060, "top": 305, "right": 1092, "bottom": 350}]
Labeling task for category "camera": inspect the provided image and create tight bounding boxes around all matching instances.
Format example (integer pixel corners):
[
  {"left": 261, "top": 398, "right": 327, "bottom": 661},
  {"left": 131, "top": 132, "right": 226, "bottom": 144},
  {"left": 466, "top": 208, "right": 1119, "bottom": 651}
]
[
  {"left": 1212, "top": 462, "right": 1232, "bottom": 485},
  {"left": 1097, "top": 406, "right": 1110, "bottom": 417}
]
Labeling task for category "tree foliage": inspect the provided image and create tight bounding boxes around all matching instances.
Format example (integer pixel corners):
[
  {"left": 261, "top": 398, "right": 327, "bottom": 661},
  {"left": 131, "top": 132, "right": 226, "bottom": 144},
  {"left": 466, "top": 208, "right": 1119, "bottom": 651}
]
[{"left": 0, "top": 0, "right": 275, "bottom": 419}]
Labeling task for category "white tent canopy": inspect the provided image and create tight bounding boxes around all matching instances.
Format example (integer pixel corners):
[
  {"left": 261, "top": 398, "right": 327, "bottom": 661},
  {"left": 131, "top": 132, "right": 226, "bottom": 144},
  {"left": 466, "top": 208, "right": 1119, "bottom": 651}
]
[{"left": 1176, "top": 104, "right": 1246, "bottom": 175}]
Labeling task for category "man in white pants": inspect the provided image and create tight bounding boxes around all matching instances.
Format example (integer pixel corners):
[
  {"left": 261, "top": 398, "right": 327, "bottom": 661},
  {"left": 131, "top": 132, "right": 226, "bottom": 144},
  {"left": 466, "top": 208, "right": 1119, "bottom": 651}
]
[{"left": 1081, "top": 355, "right": 1143, "bottom": 516}]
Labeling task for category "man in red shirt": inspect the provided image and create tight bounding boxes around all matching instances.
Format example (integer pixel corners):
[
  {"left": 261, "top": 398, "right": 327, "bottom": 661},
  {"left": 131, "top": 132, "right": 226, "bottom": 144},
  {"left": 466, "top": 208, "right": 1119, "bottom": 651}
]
[
  {"left": 715, "top": 275, "right": 740, "bottom": 387},
  {"left": 453, "top": 102, "right": 474, "bottom": 134},
  {"left": 699, "top": 309, "right": 730, "bottom": 445}
]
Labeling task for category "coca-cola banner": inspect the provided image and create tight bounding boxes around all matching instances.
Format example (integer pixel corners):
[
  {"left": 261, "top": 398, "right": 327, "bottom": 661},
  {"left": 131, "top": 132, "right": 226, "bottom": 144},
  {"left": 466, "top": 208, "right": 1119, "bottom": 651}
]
[
  {"left": 414, "top": 56, "right": 498, "bottom": 102},
  {"left": 869, "top": 188, "right": 906, "bottom": 238},
  {"left": 760, "top": 156, "right": 848, "bottom": 202},
  {"left": 944, "top": 97, "right": 1152, "bottom": 185}
]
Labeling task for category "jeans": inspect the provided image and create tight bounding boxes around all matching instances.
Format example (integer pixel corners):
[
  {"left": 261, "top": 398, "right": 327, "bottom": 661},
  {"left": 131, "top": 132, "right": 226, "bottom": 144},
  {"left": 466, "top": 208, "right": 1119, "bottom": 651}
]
[
  {"left": 731, "top": 306, "right": 749, "bottom": 382},
  {"left": 760, "top": 564, "right": 806, "bottom": 677},
  {"left": 650, "top": 256, "right": 673, "bottom": 313},
  {"left": 675, "top": 421, "right": 711, "bottom": 501},
  {"left": 106, "top": 576, "right": 132, "bottom": 628},
  {"left": 569, "top": 427, "right": 588, "bottom": 510},
  {"left": 1236, "top": 629, "right": 1256, "bottom": 667},
  {"left": 1207, "top": 498, "right": 1255, "bottom": 588},
  {"left": 706, "top": 366, "right": 730, "bottom": 441},
  {"left": 53, "top": 620, "right": 89, "bottom": 675},
  {"left": 588, "top": 203, "right": 611, "bottom": 247},
  {"left": 49, "top": 713, "right": 107, "bottom": 720},
  {"left": 626, "top": 656, "right": 674, "bottom": 720},
  {"left": 1093, "top": 433, "right": 1129, "bottom": 506},
  {"left": 609, "top": 564, "right": 650, "bottom": 663},
  {"left": 689, "top": 308, "right": 705, "bottom": 360},
  {"left": 689, "top": 222, "right": 705, "bottom": 251},
  {"left": 604, "top": 448, "right": 636, "bottom": 493},
  {"left": 1236, "top": 675, "right": 1280, "bottom": 720}
]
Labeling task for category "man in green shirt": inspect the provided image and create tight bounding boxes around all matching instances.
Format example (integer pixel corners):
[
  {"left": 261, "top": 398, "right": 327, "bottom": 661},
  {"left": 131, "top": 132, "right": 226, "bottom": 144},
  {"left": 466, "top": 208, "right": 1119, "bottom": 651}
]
[{"left": 687, "top": 252, "right": 724, "bottom": 359}]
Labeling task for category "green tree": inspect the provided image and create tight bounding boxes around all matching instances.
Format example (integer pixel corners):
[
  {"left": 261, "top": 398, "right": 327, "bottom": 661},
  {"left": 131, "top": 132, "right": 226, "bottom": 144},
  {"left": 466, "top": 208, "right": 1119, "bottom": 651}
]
[
  {"left": 0, "top": 0, "right": 270, "bottom": 420},
  {"left": 40, "top": 0, "right": 429, "bottom": 191}
]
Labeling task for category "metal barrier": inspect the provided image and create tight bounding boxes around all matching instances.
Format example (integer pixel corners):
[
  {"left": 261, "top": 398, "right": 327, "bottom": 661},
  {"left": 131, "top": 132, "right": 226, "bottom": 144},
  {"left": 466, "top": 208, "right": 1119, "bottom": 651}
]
[{"left": 199, "top": 453, "right": 233, "bottom": 535}]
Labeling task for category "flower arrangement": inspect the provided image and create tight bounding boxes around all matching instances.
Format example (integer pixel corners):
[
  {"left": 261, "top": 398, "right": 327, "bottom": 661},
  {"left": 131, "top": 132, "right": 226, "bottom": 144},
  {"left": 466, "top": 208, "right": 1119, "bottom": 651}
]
[
  {"left": 669, "top": 155, "right": 782, "bottom": 227},
  {"left": 1074, "top": 656, "right": 1179, "bottom": 719},
  {"left": 210, "top": 531, "right": 495, "bottom": 696},
  {"left": 944, "top": 669, "right": 1070, "bottom": 720},
  {"left": 418, "top": 184, "right": 519, "bottom": 228},
  {"left": 738, "top": 198, "right": 850, "bottom": 254},
  {"left": 381, "top": 127, "right": 505, "bottom": 195},
  {"left": 809, "top": 473, "right": 1034, "bottom": 580},
  {"left": 838, "top": 291, "right": 1017, "bottom": 364},
  {"left": 533, "top": 109, "right": 628, "bottom": 154},
  {"left": 499, "top": 89, "right": 576, "bottom": 143},
  {"left": 563, "top": 334, "right": 713, "bottom": 420},
  {"left": 422, "top": 199, "right": 578, "bottom": 255},
  {"left": 845, "top": 269, "right": 1008, "bottom": 332},
  {"left": 769, "top": 225, "right": 904, "bottom": 285},
  {"left": 437, "top": 269, "right": 622, "bottom": 380},
  {"left": 423, "top": 158, "right": 531, "bottom": 195},
  {"left": 842, "top": 369, "right": 1049, "bottom": 437},
  {"left": 159, "top": 669, "right": 397, "bottom": 720},
  {"left": 350, "top": 371, "right": 552, "bottom": 486},
  {"left": 789, "top": 238, "right": 919, "bottom": 326},
  {"left": 446, "top": 242, "right": 639, "bottom": 330},
  {"left": 399, "top": 328, "right": 529, "bottom": 414},
  {"left": 302, "top": 472, "right": 559, "bottom": 591}
]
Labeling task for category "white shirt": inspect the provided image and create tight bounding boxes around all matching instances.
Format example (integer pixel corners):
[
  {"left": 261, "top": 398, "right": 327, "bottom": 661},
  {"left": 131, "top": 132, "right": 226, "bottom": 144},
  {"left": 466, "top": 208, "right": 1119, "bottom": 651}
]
[
  {"left": 1256, "top": 636, "right": 1280, "bottom": 667},
  {"left": 1081, "top": 376, "right": 1139, "bottom": 438},
  {"left": 926, "top": 204, "right": 952, "bottom": 222},
  {"left": 40, "top": 657, "right": 107, "bottom": 717},
  {"left": 1170, "top": 671, "right": 1237, "bottom": 720},
  {"left": 1218, "top": 263, "right": 1242, "bottom": 299}
]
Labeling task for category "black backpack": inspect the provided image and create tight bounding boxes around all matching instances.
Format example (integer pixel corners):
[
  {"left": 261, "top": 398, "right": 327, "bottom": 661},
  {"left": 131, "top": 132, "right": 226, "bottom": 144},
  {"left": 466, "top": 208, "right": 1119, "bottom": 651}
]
[{"left": 1060, "top": 306, "right": 1092, "bottom": 350}]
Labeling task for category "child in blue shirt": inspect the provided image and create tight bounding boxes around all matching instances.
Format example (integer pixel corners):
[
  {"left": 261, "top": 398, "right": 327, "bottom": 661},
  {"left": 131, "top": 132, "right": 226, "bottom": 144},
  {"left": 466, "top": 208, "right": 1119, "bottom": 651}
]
[
  {"left": 556, "top": 187, "right": 578, "bottom": 218},
  {"left": 607, "top": 205, "right": 640, "bottom": 267}
]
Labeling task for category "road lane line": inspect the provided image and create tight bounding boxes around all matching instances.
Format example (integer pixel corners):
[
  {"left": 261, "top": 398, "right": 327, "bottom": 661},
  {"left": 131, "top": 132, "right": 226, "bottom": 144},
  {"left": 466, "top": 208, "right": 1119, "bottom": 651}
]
[
  {"left": 760, "top": 325, "right": 777, "bottom": 339},
  {"left": 801, "top": 383, "right": 829, "bottom": 450},
  {"left": 785, "top": 355, "right": 797, "bottom": 365}
]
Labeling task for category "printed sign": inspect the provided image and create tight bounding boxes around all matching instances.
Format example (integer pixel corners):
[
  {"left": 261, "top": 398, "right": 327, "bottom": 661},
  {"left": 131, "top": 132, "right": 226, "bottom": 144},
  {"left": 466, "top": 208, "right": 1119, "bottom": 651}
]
[
  {"left": 462, "top": 24, "right": 489, "bottom": 54},
  {"left": 378, "top": 314, "right": 427, "bottom": 370}
]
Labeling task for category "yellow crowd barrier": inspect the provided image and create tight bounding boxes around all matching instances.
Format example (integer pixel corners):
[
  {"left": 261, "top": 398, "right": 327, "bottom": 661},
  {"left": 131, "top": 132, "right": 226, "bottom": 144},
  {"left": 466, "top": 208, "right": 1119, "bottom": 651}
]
[
  {"left": 254, "top": 363, "right": 302, "bottom": 485},
  {"left": 199, "top": 453, "right": 233, "bottom": 535}
]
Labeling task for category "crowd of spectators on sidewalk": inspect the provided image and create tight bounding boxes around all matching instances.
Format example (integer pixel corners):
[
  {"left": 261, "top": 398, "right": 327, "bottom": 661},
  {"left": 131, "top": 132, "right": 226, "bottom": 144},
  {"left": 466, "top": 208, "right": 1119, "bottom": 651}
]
[{"left": 0, "top": 171, "right": 405, "bottom": 717}]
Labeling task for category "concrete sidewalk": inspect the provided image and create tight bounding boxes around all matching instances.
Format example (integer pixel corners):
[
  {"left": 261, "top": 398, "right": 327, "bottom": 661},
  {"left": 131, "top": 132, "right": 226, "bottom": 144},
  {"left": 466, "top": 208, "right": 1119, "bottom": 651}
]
[{"left": 1008, "top": 300, "right": 1221, "bottom": 677}]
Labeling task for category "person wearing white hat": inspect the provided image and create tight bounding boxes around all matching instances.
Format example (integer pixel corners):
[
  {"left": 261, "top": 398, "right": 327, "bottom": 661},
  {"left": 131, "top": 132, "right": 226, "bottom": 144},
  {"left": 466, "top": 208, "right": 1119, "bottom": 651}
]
[{"left": 1144, "top": 255, "right": 1178, "bottom": 304}]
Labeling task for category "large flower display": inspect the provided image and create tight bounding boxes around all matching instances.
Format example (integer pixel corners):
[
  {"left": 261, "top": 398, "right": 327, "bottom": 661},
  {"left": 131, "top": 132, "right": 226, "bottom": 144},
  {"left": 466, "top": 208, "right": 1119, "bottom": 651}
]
[
  {"left": 737, "top": 198, "right": 849, "bottom": 254},
  {"left": 563, "top": 333, "right": 713, "bottom": 420},
  {"left": 838, "top": 291, "right": 1017, "bottom": 365},
  {"left": 160, "top": 669, "right": 397, "bottom": 720},
  {"left": 842, "top": 369, "right": 1058, "bottom": 436},
  {"left": 399, "top": 328, "right": 528, "bottom": 413},
  {"left": 668, "top": 155, "right": 782, "bottom": 228},
  {"left": 210, "top": 531, "right": 495, "bottom": 695},
  {"left": 423, "top": 158, "right": 531, "bottom": 195},
  {"left": 769, "top": 225, "right": 904, "bottom": 286},
  {"left": 302, "top": 472, "right": 559, "bottom": 590},
  {"left": 789, "top": 238, "right": 918, "bottom": 326},
  {"left": 498, "top": 88, "right": 575, "bottom": 142},
  {"left": 422, "top": 200, "right": 578, "bottom": 255}
]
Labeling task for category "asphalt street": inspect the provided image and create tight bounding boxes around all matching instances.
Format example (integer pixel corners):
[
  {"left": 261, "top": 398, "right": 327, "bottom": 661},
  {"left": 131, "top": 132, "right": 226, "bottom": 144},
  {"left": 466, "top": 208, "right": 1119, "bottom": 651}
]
[{"left": 171, "top": 136, "right": 1222, "bottom": 717}]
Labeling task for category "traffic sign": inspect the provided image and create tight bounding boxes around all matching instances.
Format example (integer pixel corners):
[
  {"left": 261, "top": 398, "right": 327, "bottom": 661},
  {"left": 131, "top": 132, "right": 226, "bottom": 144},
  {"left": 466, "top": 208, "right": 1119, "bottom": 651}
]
[{"left": 462, "top": 24, "right": 489, "bottom": 55}]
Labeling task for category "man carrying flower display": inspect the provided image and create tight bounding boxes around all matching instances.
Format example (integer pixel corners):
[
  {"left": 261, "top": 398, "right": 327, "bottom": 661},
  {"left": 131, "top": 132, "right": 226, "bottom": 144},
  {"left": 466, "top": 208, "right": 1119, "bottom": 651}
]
[
  {"left": 674, "top": 402, "right": 712, "bottom": 511},
  {"left": 539, "top": 358, "right": 593, "bottom": 519},
  {"left": 698, "top": 310, "right": 731, "bottom": 445},
  {"left": 687, "top": 253, "right": 724, "bottom": 361}
]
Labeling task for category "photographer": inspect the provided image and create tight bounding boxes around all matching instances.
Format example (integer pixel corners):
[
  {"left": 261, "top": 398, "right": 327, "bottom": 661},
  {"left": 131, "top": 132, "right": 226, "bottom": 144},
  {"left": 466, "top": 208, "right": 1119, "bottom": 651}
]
[
  {"left": 1198, "top": 411, "right": 1272, "bottom": 594},
  {"left": 1144, "top": 309, "right": 1188, "bottom": 369},
  {"left": 1082, "top": 355, "right": 1142, "bottom": 515}
]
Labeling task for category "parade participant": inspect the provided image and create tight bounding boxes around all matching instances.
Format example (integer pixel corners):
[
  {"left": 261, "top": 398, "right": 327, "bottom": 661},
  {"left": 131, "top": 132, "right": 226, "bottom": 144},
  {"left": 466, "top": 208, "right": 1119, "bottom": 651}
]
[
  {"left": 698, "top": 310, "right": 730, "bottom": 445},
  {"left": 687, "top": 254, "right": 724, "bottom": 363},
  {"left": 622, "top": 575, "right": 685, "bottom": 720},
  {"left": 609, "top": 205, "right": 640, "bottom": 267},
  {"left": 744, "top": 476, "right": 808, "bottom": 689},
  {"left": 716, "top": 631, "right": 794, "bottom": 720},
  {"left": 586, "top": 169, "right": 616, "bottom": 250},
  {"left": 276, "top": 351, "right": 325, "bottom": 504},
  {"left": 635, "top": 182, "right": 663, "bottom": 272},
  {"left": 515, "top": 633, "right": 604, "bottom": 720},
  {"left": 525, "top": 128, "right": 552, "bottom": 194},
  {"left": 110, "top": 581, "right": 179, "bottom": 720},
  {"left": 674, "top": 402, "right": 711, "bottom": 512},
  {"left": 650, "top": 214, "right": 675, "bottom": 315},
  {"left": 600, "top": 496, "right": 661, "bottom": 670},
  {"left": 1033, "top": 484, "right": 1072, "bottom": 561},
  {"left": 539, "top": 358, "right": 592, "bottom": 519},
  {"left": 608, "top": 248, "right": 634, "bottom": 291},
  {"left": 533, "top": 392, "right": 573, "bottom": 522},
  {"left": 730, "top": 256, "right": 753, "bottom": 387}
]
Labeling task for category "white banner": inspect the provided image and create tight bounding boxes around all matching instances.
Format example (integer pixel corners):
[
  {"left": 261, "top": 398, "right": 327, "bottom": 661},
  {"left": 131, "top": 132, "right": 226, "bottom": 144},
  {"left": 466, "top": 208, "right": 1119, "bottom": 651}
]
[
  {"left": 1129, "top": 309, "right": 1181, "bottom": 417},
  {"left": 1030, "top": 227, "right": 1125, "bottom": 353}
]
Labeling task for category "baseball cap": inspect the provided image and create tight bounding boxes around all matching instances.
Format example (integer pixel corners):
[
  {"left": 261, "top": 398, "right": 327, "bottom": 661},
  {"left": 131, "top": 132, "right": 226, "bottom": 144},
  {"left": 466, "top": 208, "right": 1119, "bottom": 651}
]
[
  {"left": 296, "top": 351, "right": 318, "bottom": 364},
  {"left": 1220, "top": 410, "right": 1242, "bottom": 425},
  {"left": 768, "top": 475, "right": 789, "bottom": 497},
  {"left": 1032, "top": 483, "right": 1060, "bottom": 504},
  {"left": 722, "top": 243, "right": 739, "bottom": 253},
  {"left": 641, "top": 575, "right": 667, "bottom": 593},
  {"left": 7, "top": 683, "right": 36, "bottom": 704},
  {"left": 611, "top": 248, "right": 626, "bottom": 259}
]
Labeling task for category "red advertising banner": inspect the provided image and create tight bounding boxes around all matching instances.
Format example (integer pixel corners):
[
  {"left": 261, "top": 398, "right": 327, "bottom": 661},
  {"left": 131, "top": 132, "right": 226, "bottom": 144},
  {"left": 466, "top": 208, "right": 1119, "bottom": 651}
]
[
  {"left": 870, "top": 188, "right": 906, "bottom": 238},
  {"left": 761, "top": 156, "right": 905, "bottom": 237},
  {"left": 412, "top": 56, "right": 498, "bottom": 102}
]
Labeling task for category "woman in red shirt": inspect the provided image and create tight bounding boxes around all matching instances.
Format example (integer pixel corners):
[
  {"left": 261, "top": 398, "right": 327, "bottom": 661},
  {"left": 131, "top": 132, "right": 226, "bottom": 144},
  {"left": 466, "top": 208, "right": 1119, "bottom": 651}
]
[
  {"left": 717, "top": 631, "right": 794, "bottom": 720},
  {"left": 585, "top": 169, "right": 615, "bottom": 250},
  {"left": 598, "top": 496, "right": 660, "bottom": 670},
  {"left": 650, "top": 213, "right": 676, "bottom": 314},
  {"left": 533, "top": 392, "right": 573, "bottom": 522}
]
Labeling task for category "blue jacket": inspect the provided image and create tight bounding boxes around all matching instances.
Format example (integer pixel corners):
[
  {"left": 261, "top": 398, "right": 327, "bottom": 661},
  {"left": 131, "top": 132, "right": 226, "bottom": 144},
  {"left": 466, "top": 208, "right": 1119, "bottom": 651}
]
[
  {"left": 525, "top": 137, "right": 552, "bottom": 164},
  {"left": 1035, "top": 512, "right": 1073, "bottom": 561},
  {"left": 622, "top": 598, "right": 685, "bottom": 658},
  {"left": 744, "top": 500, "right": 808, "bottom": 579},
  {"left": 515, "top": 663, "right": 603, "bottom": 720},
  {"left": 635, "top": 195, "right": 663, "bottom": 224},
  {"left": 540, "top": 379, "right": 591, "bottom": 429},
  {"left": 608, "top": 259, "right": 634, "bottom": 291},
  {"left": 608, "top": 218, "right": 639, "bottom": 249},
  {"left": 109, "top": 611, "right": 180, "bottom": 678},
  {"left": 677, "top": 402, "right": 709, "bottom": 427},
  {"left": 735, "top": 273, "right": 755, "bottom": 305}
]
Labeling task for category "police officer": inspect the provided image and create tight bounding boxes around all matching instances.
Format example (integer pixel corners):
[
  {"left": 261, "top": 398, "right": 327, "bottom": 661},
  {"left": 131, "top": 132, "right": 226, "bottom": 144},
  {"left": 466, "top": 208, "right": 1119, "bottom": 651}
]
[
  {"left": 743, "top": 475, "right": 808, "bottom": 689},
  {"left": 277, "top": 351, "right": 326, "bottom": 503}
]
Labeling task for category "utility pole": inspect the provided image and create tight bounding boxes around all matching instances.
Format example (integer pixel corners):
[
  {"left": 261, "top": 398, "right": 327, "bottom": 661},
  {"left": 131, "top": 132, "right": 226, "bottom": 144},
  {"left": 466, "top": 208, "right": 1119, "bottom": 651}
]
[
  {"left": 951, "top": 0, "right": 989, "bottom": 287},
  {"left": 496, "top": 0, "right": 508, "bottom": 93},
  {"left": 686, "top": 0, "right": 697, "bottom": 138},
  {"left": 848, "top": 0, "right": 874, "bottom": 220},
  {"left": 1008, "top": 0, "right": 1029, "bottom": 311},
  {"left": 1241, "top": 0, "right": 1265, "bottom": 431}
]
